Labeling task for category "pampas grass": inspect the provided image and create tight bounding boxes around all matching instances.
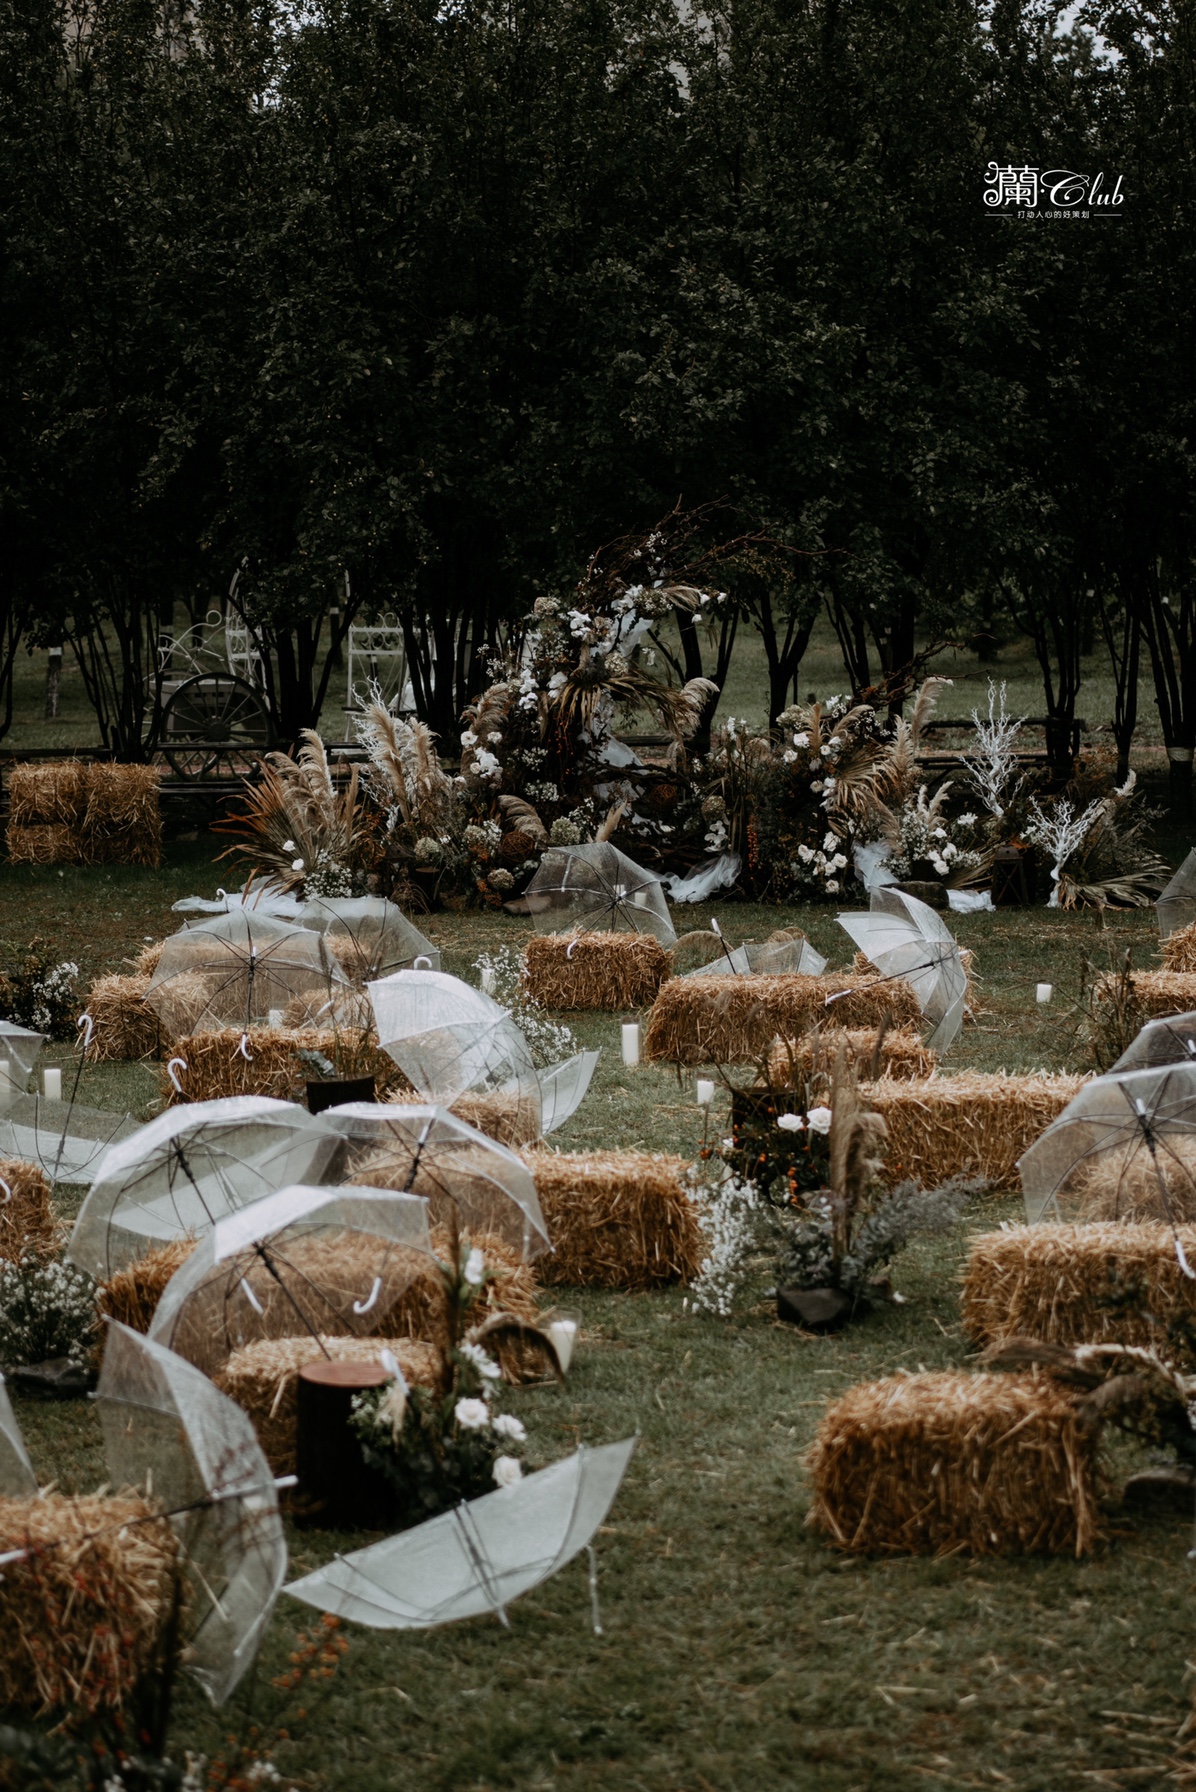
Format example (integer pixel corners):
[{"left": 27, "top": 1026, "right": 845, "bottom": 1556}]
[
  {"left": 642, "top": 974, "right": 922, "bottom": 1067},
  {"left": 523, "top": 1148, "right": 703, "bottom": 1288}
]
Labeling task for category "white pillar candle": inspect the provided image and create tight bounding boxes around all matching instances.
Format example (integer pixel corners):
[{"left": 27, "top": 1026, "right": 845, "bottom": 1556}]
[
  {"left": 1036, "top": 983, "right": 1053, "bottom": 1005},
  {"left": 267, "top": 1008, "right": 284, "bottom": 1028},
  {"left": 621, "top": 1022, "right": 640, "bottom": 1068},
  {"left": 547, "top": 1319, "right": 577, "bottom": 1373},
  {"left": 480, "top": 967, "right": 495, "bottom": 995},
  {"left": 695, "top": 1078, "right": 715, "bottom": 1108},
  {"left": 43, "top": 1067, "right": 62, "bottom": 1102}
]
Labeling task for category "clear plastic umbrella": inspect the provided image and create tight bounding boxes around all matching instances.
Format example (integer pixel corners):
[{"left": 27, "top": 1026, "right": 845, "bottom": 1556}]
[
  {"left": 147, "top": 1184, "right": 433, "bottom": 1377},
  {"left": 1110, "top": 1013, "right": 1196, "bottom": 1075},
  {"left": 369, "top": 970, "right": 543, "bottom": 1138},
  {"left": 145, "top": 910, "right": 347, "bottom": 1037},
  {"left": 0, "top": 1094, "right": 136, "bottom": 1189},
  {"left": 1157, "top": 849, "right": 1196, "bottom": 939},
  {"left": 0, "top": 1019, "right": 47, "bottom": 1093},
  {"left": 67, "top": 1096, "right": 338, "bottom": 1281},
  {"left": 681, "top": 938, "right": 828, "bottom": 978},
  {"left": 318, "top": 1103, "right": 549, "bottom": 1259},
  {"left": 524, "top": 844, "right": 677, "bottom": 947},
  {"left": 538, "top": 1050, "right": 601, "bottom": 1135},
  {"left": 837, "top": 887, "right": 968, "bottom": 1051},
  {"left": 1018, "top": 1063, "right": 1196, "bottom": 1235},
  {"left": 296, "top": 896, "right": 441, "bottom": 980},
  {"left": 0, "top": 1374, "right": 38, "bottom": 1496},
  {"left": 97, "top": 1321, "right": 287, "bottom": 1704},
  {"left": 285, "top": 1436, "right": 636, "bottom": 1629}
]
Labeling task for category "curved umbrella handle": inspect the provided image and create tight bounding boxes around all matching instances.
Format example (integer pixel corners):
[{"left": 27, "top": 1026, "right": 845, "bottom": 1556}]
[
  {"left": 0, "top": 1178, "right": 11, "bottom": 1207},
  {"left": 166, "top": 1057, "right": 188, "bottom": 1094},
  {"left": 566, "top": 938, "right": 580, "bottom": 961},
  {"left": 76, "top": 1012, "right": 94, "bottom": 1052},
  {"left": 238, "top": 1032, "right": 254, "bottom": 1062},
  {"left": 353, "top": 1276, "right": 382, "bottom": 1315},
  {"left": 413, "top": 955, "right": 433, "bottom": 971}
]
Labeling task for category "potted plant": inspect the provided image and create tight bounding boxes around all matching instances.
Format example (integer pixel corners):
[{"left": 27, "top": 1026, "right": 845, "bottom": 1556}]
[{"left": 297, "top": 1029, "right": 379, "bottom": 1113}]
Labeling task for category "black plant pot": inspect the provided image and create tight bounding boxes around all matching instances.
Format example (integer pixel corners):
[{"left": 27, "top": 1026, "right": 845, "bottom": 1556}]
[
  {"left": 776, "top": 1286, "right": 854, "bottom": 1332},
  {"left": 294, "top": 1359, "right": 398, "bottom": 1530},
  {"left": 306, "top": 1074, "right": 377, "bottom": 1115}
]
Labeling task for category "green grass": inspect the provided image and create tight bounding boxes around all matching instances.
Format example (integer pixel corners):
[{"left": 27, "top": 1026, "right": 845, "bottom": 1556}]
[{"left": 1, "top": 849, "right": 1192, "bottom": 1791}]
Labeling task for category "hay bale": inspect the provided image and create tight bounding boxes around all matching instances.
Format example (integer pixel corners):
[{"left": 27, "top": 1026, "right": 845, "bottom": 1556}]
[
  {"left": 449, "top": 1089, "right": 540, "bottom": 1148},
  {"left": 806, "top": 1371, "right": 1103, "bottom": 1557},
  {"left": 131, "top": 941, "right": 163, "bottom": 976},
  {"left": 162, "top": 1027, "right": 404, "bottom": 1104},
  {"left": 524, "top": 932, "right": 672, "bottom": 1011},
  {"left": 0, "top": 1158, "right": 57, "bottom": 1261},
  {"left": 78, "top": 765, "right": 162, "bottom": 868},
  {"left": 281, "top": 986, "right": 373, "bottom": 1029},
  {"left": 214, "top": 1334, "right": 445, "bottom": 1475},
  {"left": 6, "top": 824, "right": 79, "bottom": 866},
  {"left": 866, "top": 1071, "right": 1085, "bottom": 1190},
  {"left": 0, "top": 1491, "right": 177, "bottom": 1713},
  {"left": 962, "top": 1222, "right": 1196, "bottom": 1358},
  {"left": 768, "top": 1028, "right": 937, "bottom": 1088},
  {"left": 524, "top": 1148, "right": 703, "bottom": 1288},
  {"left": 1161, "top": 920, "right": 1196, "bottom": 972},
  {"left": 6, "top": 763, "right": 87, "bottom": 828},
  {"left": 96, "top": 1238, "right": 197, "bottom": 1335},
  {"left": 1096, "top": 970, "right": 1196, "bottom": 1021},
  {"left": 1064, "top": 1134, "right": 1196, "bottom": 1222},
  {"left": 642, "top": 973, "right": 922, "bottom": 1067},
  {"left": 85, "top": 973, "right": 161, "bottom": 1062}
]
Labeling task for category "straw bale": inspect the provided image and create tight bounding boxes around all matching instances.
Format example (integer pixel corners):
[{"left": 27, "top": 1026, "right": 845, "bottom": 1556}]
[
  {"left": 282, "top": 986, "right": 373, "bottom": 1030},
  {"left": 162, "top": 1027, "right": 404, "bottom": 1104},
  {"left": 6, "top": 823, "right": 80, "bottom": 865},
  {"left": 1161, "top": 919, "right": 1196, "bottom": 973},
  {"left": 85, "top": 973, "right": 161, "bottom": 1062},
  {"left": 96, "top": 1238, "right": 197, "bottom": 1336},
  {"left": 523, "top": 1148, "right": 703, "bottom": 1288},
  {"left": 866, "top": 1071, "right": 1085, "bottom": 1190},
  {"left": 6, "top": 763, "right": 87, "bottom": 828},
  {"left": 806, "top": 1371, "right": 1104, "bottom": 1557},
  {"left": 77, "top": 765, "right": 162, "bottom": 868},
  {"left": 0, "top": 1491, "right": 178, "bottom": 1713},
  {"left": 325, "top": 933, "right": 373, "bottom": 983},
  {"left": 214, "top": 1334, "right": 444, "bottom": 1475},
  {"left": 1066, "top": 1134, "right": 1196, "bottom": 1222},
  {"left": 524, "top": 931, "right": 671, "bottom": 1011},
  {"left": 642, "top": 973, "right": 921, "bottom": 1067},
  {"left": 131, "top": 940, "right": 163, "bottom": 976},
  {"left": 768, "top": 1028, "right": 936, "bottom": 1088},
  {"left": 0, "top": 1157, "right": 57, "bottom": 1261},
  {"left": 1095, "top": 969, "right": 1196, "bottom": 1021},
  {"left": 450, "top": 1089, "right": 539, "bottom": 1148},
  {"left": 962, "top": 1222, "right": 1196, "bottom": 1359}
]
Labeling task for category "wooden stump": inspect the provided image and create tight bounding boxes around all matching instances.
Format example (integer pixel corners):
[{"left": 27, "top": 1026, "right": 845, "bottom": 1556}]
[{"left": 295, "top": 1358, "right": 395, "bottom": 1530}]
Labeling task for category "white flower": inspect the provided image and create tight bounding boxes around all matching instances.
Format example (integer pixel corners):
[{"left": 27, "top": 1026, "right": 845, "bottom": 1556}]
[
  {"left": 460, "top": 729, "right": 478, "bottom": 748},
  {"left": 806, "top": 1106, "right": 833, "bottom": 1134},
  {"left": 825, "top": 879, "right": 840, "bottom": 893},
  {"left": 282, "top": 839, "right": 296, "bottom": 853},
  {"left": 379, "top": 1381, "right": 408, "bottom": 1435},
  {"left": 776, "top": 1112, "right": 805, "bottom": 1132},
  {"left": 959, "top": 812, "right": 977, "bottom": 828},
  {"left": 820, "top": 743, "right": 834, "bottom": 758},
  {"left": 782, "top": 749, "right": 797, "bottom": 764},
  {"left": 797, "top": 843, "right": 814, "bottom": 863},
  {"left": 463, "top": 1247, "right": 485, "bottom": 1286},
  {"left": 492, "top": 1412, "right": 526, "bottom": 1441},
  {"left": 493, "top": 1455, "right": 523, "bottom": 1488},
  {"left": 793, "top": 731, "right": 809, "bottom": 748},
  {"left": 809, "top": 779, "right": 824, "bottom": 793},
  {"left": 291, "top": 858, "right": 305, "bottom": 872},
  {"left": 455, "top": 1398, "right": 490, "bottom": 1431},
  {"left": 459, "top": 1340, "right": 500, "bottom": 1380},
  {"left": 487, "top": 731, "right": 502, "bottom": 744},
  {"left": 831, "top": 854, "right": 848, "bottom": 870},
  {"left": 823, "top": 832, "right": 838, "bottom": 853}
]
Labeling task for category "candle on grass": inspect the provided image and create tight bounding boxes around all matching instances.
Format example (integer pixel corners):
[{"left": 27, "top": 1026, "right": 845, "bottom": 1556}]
[
  {"left": 621, "top": 1022, "right": 640, "bottom": 1068},
  {"left": 267, "top": 1008, "right": 284, "bottom": 1028},
  {"left": 547, "top": 1319, "right": 577, "bottom": 1373},
  {"left": 696, "top": 1078, "right": 715, "bottom": 1108},
  {"left": 43, "top": 1067, "right": 62, "bottom": 1102},
  {"left": 1036, "top": 983, "right": 1053, "bottom": 1005}
]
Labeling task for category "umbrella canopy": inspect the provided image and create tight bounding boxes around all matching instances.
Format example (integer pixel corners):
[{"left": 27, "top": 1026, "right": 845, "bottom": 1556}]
[
  {"left": 67, "top": 1096, "right": 338, "bottom": 1281},
  {"left": 524, "top": 844, "right": 677, "bottom": 947},
  {"left": 538, "top": 1049, "right": 601, "bottom": 1136},
  {"left": 0, "top": 1019, "right": 47, "bottom": 1088},
  {"left": 369, "top": 971, "right": 543, "bottom": 1136},
  {"left": 97, "top": 1322, "right": 286, "bottom": 1705},
  {"left": 1018, "top": 1063, "right": 1196, "bottom": 1224},
  {"left": 319, "top": 1102, "right": 549, "bottom": 1258},
  {"left": 145, "top": 910, "right": 346, "bottom": 1037},
  {"left": 0, "top": 1094, "right": 136, "bottom": 1189},
  {"left": 681, "top": 938, "right": 828, "bottom": 978},
  {"left": 0, "top": 1374, "right": 37, "bottom": 1497},
  {"left": 837, "top": 887, "right": 968, "bottom": 1051},
  {"left": 147, "top": 1184, "right": 433, "bottom": 1377},
  {"left": 285, "top": 1436, "right": 636, "bottom": 1629},
  {"left": 1110, "top": 1013, "right": 1196, "bottom": 1075},
  {"left": 1157, "top": 849, "right": 1196, "bottom": 940},
  {"left": 296, "top": 895, "right": 441, "bottom": 980}
]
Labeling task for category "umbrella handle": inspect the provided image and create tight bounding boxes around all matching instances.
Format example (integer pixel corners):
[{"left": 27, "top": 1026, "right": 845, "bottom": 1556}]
[
  {"left": 76, "top": 1012, "right": 94, "bottom": 1052},
  {"left": 566, "top": 938, "right": 580, "bottom": 960},
  {"left": 0, "top": 1178, "right": 10, "bottom": 1207},
  {"left": 413, "top": 955, "right": 433, "bottom": 970},
  {"left": 353, "top": 1276, "right": 382, "bottom": 1315},
  {"left": 238, "top": 1032, "right": 254, "bottom": 1061},
  {"left": 166, "top": 1057, "right": 188, "bottom": 1094}
]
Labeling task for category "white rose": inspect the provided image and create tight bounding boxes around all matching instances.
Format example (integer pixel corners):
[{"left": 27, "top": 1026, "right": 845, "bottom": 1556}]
[
  {"left": 825, "top": 879, "right": 840, "bottom": 893},
  {"left": 463, "top": 1247, "right": 485, "bottom": 1286},
  {"left": 493, "top": 1455, "right": 523, "bottom": 1488},
  {"left": 492, "top": 1413, "right": 526, "bottom": 1441},
  {"left": 823, "top": 833, "right": 838, "bottom": 853},
  {"left": 282, "top": 839, "right": 296, "bottom": 853},
  {"left": 291, "top": 858, "right": 305, "bottom": 872},
  {"left": 455, "top": 1398, "right": 490, "bottom": 1431},
  {"left": 777, "top": 1113, "right": 805, "bottom": 1132},
  {"left": 806, "top": 1106, "right": 833, "bottom": 1135},
  {"left": 461, "top": 730, "right": 478, "bottom": 748},
  {"left": 793, "top": 732, "right": 809, "bottom": 748},
  {"left": 797, "top": 844, "right": 814, "bottom": 863}
]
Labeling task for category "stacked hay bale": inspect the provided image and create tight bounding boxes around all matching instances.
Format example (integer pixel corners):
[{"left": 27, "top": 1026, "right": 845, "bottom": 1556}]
[
  {"left": 524, "top": 1148, "right": 703, "bottom": 1288},
  {"left": 0, "top": 1158, "right": 57, "bottom": 1261},
  {"left": 962, "top": 1223, "right": 1196, "bottom": 1359},
  {"left": 1096, "top": 968, "right": 1196, "bottom": 1021},
  {"left": 767, "top": 1028, "right": 937, "bottom": 1088},
  {"left": 0, "top": 1492, "right": 178, "bottom": 1712},
  {"left": 5, "top": 763, "right": 87, "bottom": 865},
  {"left": 865, "top": 1071, "right": 1085, "bottom": 1189},
  {"left": 524, "top": 932, "right": 672, "bottom": 1011},
  {"left": 161, "top": 1027, "right": 405, "bottom": 1104},
  {"left": 807, "top": 1371, "right": 1103, "bottom": 1556},
  {"left": 643, "top": 973, "right": 922, "bottom": 1067}
]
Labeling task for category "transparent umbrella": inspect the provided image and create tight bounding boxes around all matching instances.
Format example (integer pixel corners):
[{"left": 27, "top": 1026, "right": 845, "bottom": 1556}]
[
  {"left": 0, "top": 1094, "right": 136, "bottom": 1188},
  {"left": 285, "top": 1436, "right": 636, "bottom": 1630},
  {"left": 524, "top": 844, "right": 676, "bottom": 947},
  {"left": 147, "top": 1184, "right": 433, "bottom": 1377},
  {"left": 0, "top": 1019, "right": 47, "bottom": 1092},
  {"left": 681, "top": 936, "right": 828, "bottom": 978},
  {"left": 836, "top": 887, "right": 968, "bottom": 1051},
  {"left": 97, "top": 1321, "right": 287, "bottom": 1704},
  {"left": 0, "top": 1374, "right": 37, "bottom": 1496},
  {"left": 1157, "top": 849, "right": 1196, "bottom": 940},
  {"left": 297, "top": 895, "right": 441, "bottom": 981},
  {"left": 144, "top": 910, "right": 347, "bottom": 1037},
  {"left": 67, "top": 1096, "right": 339, "bottom": 1281},
  {"left": 1110, "top": 1013, "right": 1196, "bottom": 1075},
  {"left": 319, "top": 1102, "right": 550, "bottom": 1259},
  {"left": 1018, "top": 1063, "right": 1196, "bottom": 1239},
  {"left": 537, "top": 1050, "right": 601, "bottom": 1135},
  {"left": 369, "top": 970, "right": 543, "bottom": 1139}
]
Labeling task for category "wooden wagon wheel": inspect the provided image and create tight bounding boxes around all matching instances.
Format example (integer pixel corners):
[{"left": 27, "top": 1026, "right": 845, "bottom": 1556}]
[{"left": 160, "top": 673, "right": 274, "bottom": 780}]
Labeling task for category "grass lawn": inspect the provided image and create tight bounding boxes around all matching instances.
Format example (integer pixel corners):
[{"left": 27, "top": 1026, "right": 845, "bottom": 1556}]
[{"left": 1, "top": 846, "right": 1192, "bottom": 1792}]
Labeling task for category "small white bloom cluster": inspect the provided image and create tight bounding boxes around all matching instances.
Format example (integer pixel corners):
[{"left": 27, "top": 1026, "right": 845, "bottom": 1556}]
[
  {"left": 0, "top": 1256, "right": 97, "bottom": 1366},
  {"left": 892, "top": 786, "right": 982, "bottom": 882},
  {"left": 687, "top": 1173, "right": 761, "bottom": 1319},
  {"left": 472, "top": 946, "right": 578, "bottom": 1068},
  {"left": 302, "top": 848, "right": 356, "bottom": 898},
  {"left": 28, "top": 960, "right": 79, "bottom": 1034}
]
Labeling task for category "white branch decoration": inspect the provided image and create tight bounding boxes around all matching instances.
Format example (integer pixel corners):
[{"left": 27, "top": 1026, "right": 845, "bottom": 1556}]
[
  {"left": 1023, "top": 795, "right": 1105, "bottom": 906},
  {"left": 961, "top": 680, "right": 1026, "bottom": 818}
]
